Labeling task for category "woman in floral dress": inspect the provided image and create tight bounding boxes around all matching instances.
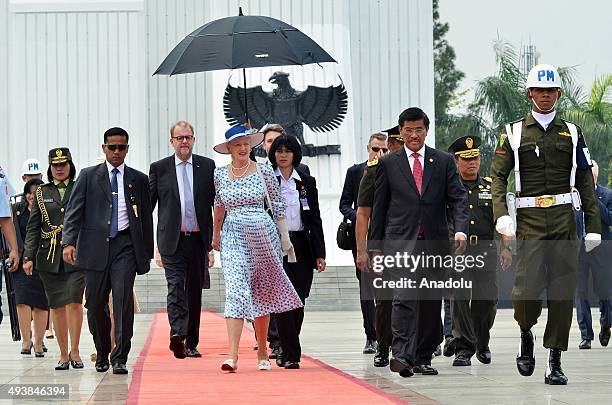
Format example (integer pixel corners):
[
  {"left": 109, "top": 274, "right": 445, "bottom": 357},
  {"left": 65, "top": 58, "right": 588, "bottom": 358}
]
[{"left": 212, "top": 124, "right": 302, "bottom": 372}]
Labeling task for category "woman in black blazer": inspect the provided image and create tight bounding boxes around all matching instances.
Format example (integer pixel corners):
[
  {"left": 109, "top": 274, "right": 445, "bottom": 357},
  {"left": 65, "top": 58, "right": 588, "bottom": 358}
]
[{"left": 268, "top": 135, "right": 326, "bottom": 369}]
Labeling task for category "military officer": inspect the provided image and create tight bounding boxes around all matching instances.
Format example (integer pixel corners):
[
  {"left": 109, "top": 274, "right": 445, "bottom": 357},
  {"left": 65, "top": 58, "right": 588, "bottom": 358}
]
[
  {"left": 490, "top": 64, "right": 601, "bottom": 385},
  {"left": 447, "top": 135, "right": 510, "bottom": 367},
  {"left": 354, "top": 126, "right": 403, "bottom": 367},
  {"left": 23, "top": 148, "right": 86, "bottom": 370}
]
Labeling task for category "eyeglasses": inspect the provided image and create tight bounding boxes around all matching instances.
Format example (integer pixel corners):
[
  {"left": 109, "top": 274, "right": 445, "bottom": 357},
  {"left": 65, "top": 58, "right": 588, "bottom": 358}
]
[
  {"left": 104, "top": 144, "right": 128, "bottom": 151},
  {"left": 401, "top": 127, "right": 426, "bottom": 135},
  {"left": 370, "top": 147, "right": 388, "bottom": 153},
  {"left": 172, "top": 135, "right": 195, "bottom": 142}
]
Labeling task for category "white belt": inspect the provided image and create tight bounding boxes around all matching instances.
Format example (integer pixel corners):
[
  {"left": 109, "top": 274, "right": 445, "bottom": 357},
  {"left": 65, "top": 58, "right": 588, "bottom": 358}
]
[{"left": 515, "top": 192, "right": 573, "bottom": 209}]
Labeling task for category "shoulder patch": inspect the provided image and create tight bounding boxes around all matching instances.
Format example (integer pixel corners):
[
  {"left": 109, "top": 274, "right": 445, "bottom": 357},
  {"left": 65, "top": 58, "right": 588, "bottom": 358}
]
[{"left": 367, "top": 159, "right": 379, "bottom": 167}]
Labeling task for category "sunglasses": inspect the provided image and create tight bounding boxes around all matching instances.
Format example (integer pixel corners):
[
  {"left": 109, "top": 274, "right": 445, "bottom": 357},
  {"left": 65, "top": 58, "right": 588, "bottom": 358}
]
[
  {"left": 370, "top": 147, "right": 388, "bottom": 153},
  {"left": 104, "top": 144, "right": 128, "bottom": 151}
]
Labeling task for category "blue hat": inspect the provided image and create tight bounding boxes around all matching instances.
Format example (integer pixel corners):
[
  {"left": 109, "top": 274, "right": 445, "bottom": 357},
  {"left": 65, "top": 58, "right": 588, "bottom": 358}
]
[{"left": 213, "top": 124, "right": 264, "bottom": 154}]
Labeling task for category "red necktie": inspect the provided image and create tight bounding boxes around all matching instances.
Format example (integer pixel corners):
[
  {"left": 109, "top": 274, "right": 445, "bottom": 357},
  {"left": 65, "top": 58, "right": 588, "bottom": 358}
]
[
  {"left": 412, "top": 152, "right": 425, "bottom": 236},
  {"left": 412, "top": 152, "right": 423, "bottom": 194}
]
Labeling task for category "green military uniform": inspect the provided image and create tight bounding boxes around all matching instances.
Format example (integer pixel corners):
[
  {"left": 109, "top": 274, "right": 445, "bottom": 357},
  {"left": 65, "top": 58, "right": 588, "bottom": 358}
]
[
  {"left": 23, "top": 148, "right": 84, "bottom": 309},
  {"left": 490, "top": 113, "right": 601, "bottom": 350},
  {"left": 447, "top": 136, "right": 498, "bottom": 362},
  {"left": 357, "top": 158, "right": 378, "bottom": 208}
]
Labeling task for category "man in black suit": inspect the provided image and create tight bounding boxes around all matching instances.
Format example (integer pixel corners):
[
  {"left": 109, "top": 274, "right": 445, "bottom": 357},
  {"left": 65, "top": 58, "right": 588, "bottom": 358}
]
[
  {"left": 149, "top": 120, "right": 216, "bottom": 359},
  {"left": 370, "top": 107, "right": 468, "bottom": 377},
  {"left": 62, "top": 127, "right": 154, "bottom": 375},
  {"left": 340, "top": 133, "right": 388, "bottom": 353}
]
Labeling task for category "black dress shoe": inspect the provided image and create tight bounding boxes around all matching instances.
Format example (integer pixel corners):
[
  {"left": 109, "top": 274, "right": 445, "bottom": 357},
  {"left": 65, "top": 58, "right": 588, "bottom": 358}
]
[
  {"left": 69, "top": 353, "right": 84, "bottom": 369},
  {"left": 433, "top": 345, "right": 442, "bottom": 357},
  {"left": 112, "top": 363, "right": 129, "bottom": 375},
  {"left": 544, "top": 349, "right": 567, "bottom": 385},
  {"left": 389, "top": 358, "right": 413, "bottom": 378},
  {"left": 169, "top": 335, "right": 186, "bottom": 359},
  {"left": 579, "top": 339, "right": 591, "bottom": 349},
  {"left": 363, "top": 339, "right": 377, "bottom": 354},
  {"left": 284, "top": 361, "right": 300, "bottom": 369},
  {"left": 95, "top": 357, "right": 110, "bottom": 373},
  {"left": 373, "top": 346, "right": 389, "bottom": 367},
  {"left": 452, "top": 354, "right": 471, "bottom": 366},
  {"left": 55, "top": 361, "right": 70, "bottom": 371},
  {"left": 599, "top": 326, "right": 611, "bottom": 347},
  {"left": 35, "top": 351, "right": 45, "bottom": 358},
  {"left": 276, "top": 355, "right": 286, "bottom": 368},
  {"left": 516, "top": 329, "right": 536, "bottom": 377},
  {"left": 269, "top": 347, "right": 281, "bottom": 359},
  {"left": 21, "top": 343, "right": 33, "bottom": 355},
  {"left": 186, "top": 348, "right": 202, "bottom": 358},
  {"left": 412, "top": 364, "right": 439, "bottom": 375},
  {"left": 476, "top": 350, "right": 492, "bottom": 364},
  {"left": 443, "top": 336, "right": 455, "bottom": 357},
  {"left": 42, "top": 342, "right": 48, "bottom": 352}
]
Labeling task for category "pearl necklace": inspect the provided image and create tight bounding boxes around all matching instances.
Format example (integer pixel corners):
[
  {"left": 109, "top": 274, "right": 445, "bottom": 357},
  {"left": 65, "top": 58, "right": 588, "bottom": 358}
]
[{"left": 230, "top": 160, "right": 251, "bottom": 178}]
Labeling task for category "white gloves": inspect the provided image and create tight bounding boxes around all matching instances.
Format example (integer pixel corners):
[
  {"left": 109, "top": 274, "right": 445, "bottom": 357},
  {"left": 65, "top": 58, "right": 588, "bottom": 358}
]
[
  {"left": 585, "top": 233, "right": 602, "bottom": 253},
  {"left": 276, "top": 217, "right": 297, "bottom": 263},
  {"left": 495, "top": 215, "right": 516, "bottom": 237}
]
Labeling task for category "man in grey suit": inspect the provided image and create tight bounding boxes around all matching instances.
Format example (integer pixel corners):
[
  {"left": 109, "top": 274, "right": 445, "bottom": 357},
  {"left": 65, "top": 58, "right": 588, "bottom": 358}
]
[
  {"left": 62, "top": 127, "right": 154, "bottom": 375},
  {"left": 370, "top": 107, "right": 468, "bottom": 377}
]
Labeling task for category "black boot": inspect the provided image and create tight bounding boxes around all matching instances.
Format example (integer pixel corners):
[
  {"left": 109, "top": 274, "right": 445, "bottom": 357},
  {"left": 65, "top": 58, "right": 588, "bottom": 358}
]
[
  {"left": 516, "top": 329, "right": 535, "bottom": 376},
  {"left": 545, "top": 349, "right": 567, "bottom": 385}
]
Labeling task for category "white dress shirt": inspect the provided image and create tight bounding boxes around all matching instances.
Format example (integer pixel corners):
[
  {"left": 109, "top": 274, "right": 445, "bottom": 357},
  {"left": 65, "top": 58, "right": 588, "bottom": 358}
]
[
  {"left": 175, "top": 154, "right": 199, "bottom": 232},
  {"left": 106, "top": 161, "right": 129, "bottom": 231},
  {"left": 405, "top": 144, "right": 426, "bottom": 174},
  {"left": 275, "top": 168, "right": 304, "bottom": 232}
]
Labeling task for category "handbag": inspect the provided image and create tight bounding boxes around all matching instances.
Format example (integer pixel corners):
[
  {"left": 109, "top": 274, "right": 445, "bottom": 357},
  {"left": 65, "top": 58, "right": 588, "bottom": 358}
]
[{"left": 336, "top": 217, "right": 355, "bottom": 250}]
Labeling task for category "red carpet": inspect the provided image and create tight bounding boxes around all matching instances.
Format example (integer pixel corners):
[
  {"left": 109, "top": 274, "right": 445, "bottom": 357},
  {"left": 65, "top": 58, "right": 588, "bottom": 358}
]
[{"left": 127, "top": 312, "right": 403, "bottom": 404}]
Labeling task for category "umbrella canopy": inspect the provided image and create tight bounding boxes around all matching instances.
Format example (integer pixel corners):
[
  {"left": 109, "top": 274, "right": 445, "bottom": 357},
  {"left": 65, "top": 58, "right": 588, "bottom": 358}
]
[{"left": 153, "top": 8, "right": 336, "bottom": 75}]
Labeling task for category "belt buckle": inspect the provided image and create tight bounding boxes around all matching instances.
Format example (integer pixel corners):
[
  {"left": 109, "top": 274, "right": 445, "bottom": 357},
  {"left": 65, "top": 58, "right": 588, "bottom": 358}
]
[
  {"left": 469, "top": 235, "right": 478, "bottom": 246},
  {"left": 184, "top": 231, "right": 191, "bottom": 236},
  {"left": 535, "top": 195, "right": 555, "bottom": 208}
]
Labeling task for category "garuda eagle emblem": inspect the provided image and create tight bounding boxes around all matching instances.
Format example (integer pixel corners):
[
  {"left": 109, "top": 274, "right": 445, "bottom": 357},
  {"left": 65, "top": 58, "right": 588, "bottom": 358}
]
[{"left": 223, "top": 71, "right": 348, "bottom": 145}]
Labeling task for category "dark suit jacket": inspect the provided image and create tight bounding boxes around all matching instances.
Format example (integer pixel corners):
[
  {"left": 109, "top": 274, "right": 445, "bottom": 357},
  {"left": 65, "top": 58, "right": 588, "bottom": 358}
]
[
  {"left": 370, "top": 146, "right": 468, "bottom": 246},
  {"left": 149, "top": 154, "right": 216, "bottom": 255},
  {"left": 62, "top": 163, "right": 154, "bottom": 275},
  {"left": 276, "top": 169, "right": 326, "bottom": 268},
  {"left": 24, "top": 181, "right": 78, "bottom": 273},
  {"left": 577, "top": 184, "right": 612, "bottom": 241},
  {"left": 339, "top": 162, "right": 366, "bottom": 224}
]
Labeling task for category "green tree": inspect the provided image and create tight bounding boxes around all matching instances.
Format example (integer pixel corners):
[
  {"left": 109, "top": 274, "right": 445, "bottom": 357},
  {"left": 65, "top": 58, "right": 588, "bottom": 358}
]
[{"left": 433, "top": 0, "right": 464, "bottom": 126}]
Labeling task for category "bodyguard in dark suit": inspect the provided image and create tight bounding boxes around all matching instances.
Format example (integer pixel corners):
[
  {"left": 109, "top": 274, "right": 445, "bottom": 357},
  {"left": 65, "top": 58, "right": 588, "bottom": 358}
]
[
  {"left": 340, "top": 133, "right": 388, "bottom": 353},
  {"left": 575, "top": 160, "right": 612, "bottom": 349},
  {"left": 268, "top": 135, "right": 326, "bottom": 369},
  {"left": 149, "top": 121, "right": 216, "bottom": 359},
  {"left": 62, "top": 127, "right": 154, "bottom": 375},
  {"left": 370, "top": 107, "right": 468, "bottom": 377}
]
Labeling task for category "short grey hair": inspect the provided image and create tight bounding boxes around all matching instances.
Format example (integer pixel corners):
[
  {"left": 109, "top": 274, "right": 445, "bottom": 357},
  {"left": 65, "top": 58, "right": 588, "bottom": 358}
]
[{"left": 368, "top": 132, "right": 387, "bottom": 144}]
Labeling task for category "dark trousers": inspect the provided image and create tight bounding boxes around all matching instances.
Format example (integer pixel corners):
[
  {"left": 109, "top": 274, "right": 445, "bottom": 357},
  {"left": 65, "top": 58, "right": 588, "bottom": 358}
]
[
  {"left": 353, "top": 249, "right": 376, "bottom": 341},
  {"left": 161, "top": 233, "right": 206, "bottom": 349},
  {"left": 85, "top": 231, "right": 136, "bottom": 365},
  {"left": 374, "top": 271, "right": 392, "bottom": 350},
  {"left": 512, "top": 238, "right": 578, "bottom": 350},
  {"left": 575, "top": 243, "right": 612, "bottom": 341},
  {"left": 443, "top": 298, "right": 453, "bottom": 337},
  {"left": 267, "top": 315, "right": 281, "bottom": 349},
  {"left": 452, "top": 275, "right": 498, "bottom": 357},
  {"left": 276, "top": 232, "right": 314, "bottom": 363}
]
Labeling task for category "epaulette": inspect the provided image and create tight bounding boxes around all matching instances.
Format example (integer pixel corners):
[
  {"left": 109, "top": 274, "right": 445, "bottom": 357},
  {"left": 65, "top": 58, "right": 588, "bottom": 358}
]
[
  {"left": 483, "top": 176, "right": 492, "bottom": 183},
  {"left": 367, "top": 159, "right": 379, "bottom": 167}
]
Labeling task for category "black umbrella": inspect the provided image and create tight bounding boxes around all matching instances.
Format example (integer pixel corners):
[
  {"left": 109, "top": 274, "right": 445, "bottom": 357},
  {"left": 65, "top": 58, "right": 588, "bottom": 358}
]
[
  {"left": 1, "top": 236, "right": 20, "bottom": 341},
  {"left": 154, "top": 7, "right": 336, "bottom": 124}
]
